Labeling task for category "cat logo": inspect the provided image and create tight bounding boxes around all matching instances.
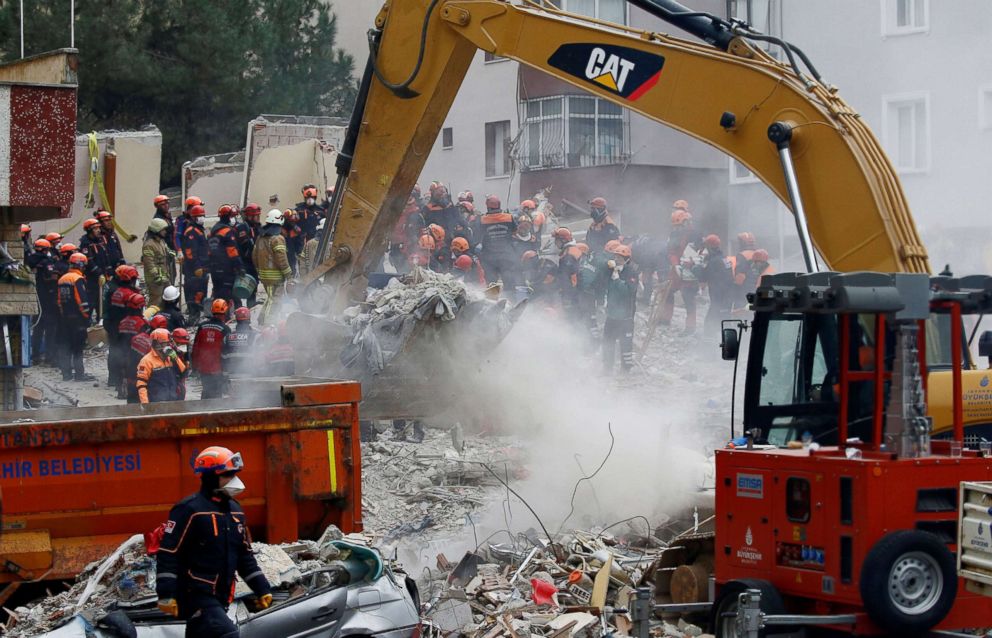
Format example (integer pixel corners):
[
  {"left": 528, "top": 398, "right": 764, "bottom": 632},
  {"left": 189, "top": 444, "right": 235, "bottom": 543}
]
[{"left": 548, "top": 43, "right": 665, "bottom": 101}]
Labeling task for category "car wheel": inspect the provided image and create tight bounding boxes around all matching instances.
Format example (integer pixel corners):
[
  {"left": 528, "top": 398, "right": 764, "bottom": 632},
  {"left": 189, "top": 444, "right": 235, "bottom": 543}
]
[{"left": 711, "top": 579, "right": 788, "bottom": 637}]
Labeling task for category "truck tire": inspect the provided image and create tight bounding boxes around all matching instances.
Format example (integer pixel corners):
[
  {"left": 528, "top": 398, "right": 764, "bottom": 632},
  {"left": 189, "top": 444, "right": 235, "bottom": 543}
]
[
  {"left": 859, "top": 530, "right": 957, "bottom": 636},
  {"left": 710, "top": 579, "right": 788, "bottom": 637}
]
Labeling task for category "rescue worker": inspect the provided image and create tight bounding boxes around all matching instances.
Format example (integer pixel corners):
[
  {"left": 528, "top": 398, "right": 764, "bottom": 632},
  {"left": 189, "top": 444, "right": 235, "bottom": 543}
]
[
  {"left": 510, "top": 213, "right": 539, "bottom": 260},
  {"left": 603, "top": 243, "right": 639, "bottom": 374},
  {"left": 57, "top": 252, "right": 93, "bottom": 381},
  {"left": 295, "top": 185, "right": 324, "bottom": 240},
  {"left": 208, "top": 205, "right": 243, "bottom": 304},
  {"left": 222, "top": 306, "right": 258, "bottom": 377},
  {"left": 234, "top": 204, "right": 262, "bottom": 307},
  {"left": 45, "top": 232, "right": 63, "bottom": 252},
  {"left": 479, "top": 195, "right": 517, "bottom": 288},
  {"left": 182, "top": 204, "right": 210, "bottom": 324},
  {"left": 452, "top": 254, "right": 487, "bottom": 286},
  {"left": 54, "top": 243, "right": 76, "bottom": 278},
  {"left": 744, "top": 248, "right": 774, "bottom": 289},
  {"left": 659, "top": 208, "right": 702, "bottom": 334},
  {"left": 555, "top": 227, "right": 586, "bottom": 320},
  {"left": 260, "top": 324, "right": 295, "bottom": 376},
  {"left": 518, "top": 199, "right": 537, "bottom": 220},
  {"left": 697, "top": 235, "right": 736, "bottom": 336},
  {"left": 422, "top": 181, "right": 461, "bottom": 240},
  {"left": 299, "top": 219, "right": 324, "bottom": 276},
  {"left": 390, "top": 191, "right": 424, "bottom": 274},
  {"left": 136, "top": 328, "right": 186, "bottom": 404},
  {"left": 20, "top": 224, "right": 31, "bottom": 254},
  {"left": 155, "top": 446, "right": 272, "bottom": 635},
  {"left": 281, "top": 209, "right": 304, "bottom": 275},
  {"left": 105, "top": 265, "right": 141, "bottom": 393},
  {"left": 175, "top": 195, "right": 202, "bottom": 253},
  {"left": 457, "top": 190, "right": 474, "bottom": 206},
  {"left": 193, "top": 299, "right": 232, "bottom": 400},
  {"left": 27, "top": 238, "right": 59, "bottom": 364},
  {"left": 253, "top": 209, "right": 293, "bottom": 325},
  {"left": 143, "top": 218, "right": 175, "bottom": 307},
  {"left": 172, "top": 327, "right": 191, "bottom": 400},
  {"left": 411, "top": 232, "right": 435, "bottom": 269},
  {"left": 157, "top": 286, "right": 187, "bottom": 331},
  {"left": 153, "top": 194, "right": 177, "bottom": 252},
  {"left": 96, "top": 210, "right": 125, "bottom": 268},
  {"left": 427, "top": 224, "right": 448, "bottom": 271},
  {"left": 79, "top": 218, "right": 109, "bottom": 323},
  {"left": 118, "top": 293, "right": 148, "bottom": 403},
  {"left": 453, "top": 200, "right": 478, "bottom": 245},
  {"left": 732, "top": 231, "right": 757, "bottom": 307},
  {"left": 586, "top": 197, "right": 620, "bottom": 254}
]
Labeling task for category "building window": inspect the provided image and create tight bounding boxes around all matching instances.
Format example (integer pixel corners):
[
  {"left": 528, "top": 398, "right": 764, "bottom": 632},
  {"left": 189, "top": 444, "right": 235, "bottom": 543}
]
[
  {"left": 882, "top": 92, "right": 930, "bottom": 173},
  {"left": 980, "top": 86, "right": 992, "bottom": 130},
  {"left": 729, "top": 158, "right": 758, "bottom": 185},
  {"left": 441, "top": 127, "right": 453, "bottom": 150},
  {"left": 881, "top": 0, "right": 929, "bottom": 36},
  {"left": 520, "top": 96, "right": 628, "bottom": 171},
  {"left": 485, "top": 121, "right": 512, "bottom": 178},
  {"left": 545, "top": 0, "right": 627, "bottom": 24}
]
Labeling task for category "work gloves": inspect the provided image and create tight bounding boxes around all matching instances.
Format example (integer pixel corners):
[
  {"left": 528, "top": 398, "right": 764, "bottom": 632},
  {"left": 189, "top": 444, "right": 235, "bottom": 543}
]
[
  {"left": 157, "top": 598, "right": 179, "bottom": 617},
  {"left": 258, "top": 593, "right": 273, "bottom": 609}
]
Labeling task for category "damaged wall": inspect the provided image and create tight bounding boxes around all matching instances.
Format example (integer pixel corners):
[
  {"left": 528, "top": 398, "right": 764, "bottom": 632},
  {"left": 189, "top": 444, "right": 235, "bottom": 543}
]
[{"left": 183, "top": 151, "right": 245, "bottom": 211}]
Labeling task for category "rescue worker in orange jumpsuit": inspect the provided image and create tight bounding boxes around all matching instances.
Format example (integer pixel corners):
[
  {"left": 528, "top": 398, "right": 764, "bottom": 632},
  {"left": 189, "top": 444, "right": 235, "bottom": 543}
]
[
  {"left": 659, "top": 207, "right": 702, "bottom": 334},
  {"left": 176, "top": 196, "right": 202, "bottom": 253},
  {"left": 156, "top": 446, "right": 272, "bottom": 636},
  {"left": 422, "top": 182, "right": 461, "bottom": 241},
  {"left": 294, "top": 185, "right": 324, "bottom": 241},
  {"left": 390, "top": 190, "right": 424, "bottom": 273},
  {"left": 452, "top": 254, "right": 487, "bottom": 286},
  {"left": 208, "top": 205, "right": 244, "bottom": 305},
  {"left": 742, "top": 248, "right": 774, "bottom": 290},
  {"left": 183, "top": 204, "right": 210, "bottom": 324},
  {"left": 585, "top": 197, "right": 620, "bottom": 254},
  {"left": 554, "top": 227, "right": 585, "bottom": 319},
  {"left": 136, "top": 328, "right": 186, "bottom": 404},
  {"left": 281, "top": 209, "right": 304, "bottom": 275},
  {"left": 193, "top": 299, "right": 232, "bottom": 400},
  {"left": 57, "top": 252, "right": 93, "bottom": 381},
  {"left": 731, "top": 231, "right": 757, "bottom": 307},
  {"left": 118, "top": 294, "right": 148, "bottom": 404},
  {"left": 172, "top": 327, "right": 191, "bottom": 400},
  {"left": 479, "top": 195, "right": 517, "bottom": 288}
]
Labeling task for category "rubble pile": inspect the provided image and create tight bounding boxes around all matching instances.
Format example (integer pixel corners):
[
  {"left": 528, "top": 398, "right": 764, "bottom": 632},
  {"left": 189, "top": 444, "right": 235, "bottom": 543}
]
[
  {"left": 421, "top": 524, "right": 712, "bottom": 638},
  {"left": 361, "top": 428, "right": 526, "bottom": 543}
]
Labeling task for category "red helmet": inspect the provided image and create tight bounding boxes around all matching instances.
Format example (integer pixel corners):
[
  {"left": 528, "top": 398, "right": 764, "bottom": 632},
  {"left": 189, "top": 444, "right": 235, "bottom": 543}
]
[
  {"left": 234, "top": 306, "right": 251, "bottom": 321},
  {"left": 453, "top": 255, "right": 473, "bottom": 271},
  {"left": 211, "top": 298, "right": 230, "bottom": 316},
  {"left": 150, "top": 328, "right": 171, "bottom": 343},
  {"left": 96, "top": 210, "right": 113, "bottom": 221},
  {"left": 218, "top": 204, "right": 236, "bottom": 217},
  {"left": 69, "top": 252, "right": 88, "bottom": 267},
  {"left": 611, "top": 244, "right": 632, "bottom": 258},
  {"left": 189, "top": 205, "right": 206, "bottom": 217},
  {"left": 243, "top": 203, "right": 261, "bottom": 216},
  {"left": 521, "top": 250, "right": 538, "bottom": 263},
  {"left": 185, "top": 196, "right": 203, "bottom": 207},
  {"left": 485, "top": 194, "right": 501, "bottom": 210},
  {"left": 46, "top": 232, "right": 63, "bottom": 243},
  {"left": 589, "top": 196, "right": 607, "bottom": 209},
  {"left": 126, "top": 293, "right": 146, "bottom": 310},
  {"left": 428, "top": 223, "right": 445, "bottom": 243},
  {"left": 520, "top": 199, "right": 536, "bottom": 211},
  {"left": 737, "top": 231, "right": 756, "bottom": 249},
  {"left": 115, "top": 264, "right": 139, "bottom": 281},
  {"left": 194, "top": 446, "right": 244, "bottom": 475},
  {"left": 20, "top": 224, "right": 31, "bottom": 234},
  {"left": 34, "top": 238, "right": 51, "bottom": 250},
  {"left": 671, "top": 210, "right": 691, "bottom": 225},
  {"left": 576, "top": 242, "right": 589, "bottom": 254},
  {"left": 451, "top": 237, "right": 470, "bottom": 254},
  {"left": 553, "top": 227, "right": 573, "bottom": 244},
  {"left": 59, "top": 243, "right": 77, "bottom": 255},
  {"left": 172, "top": 327, "right": 190, "bottom": 345},
  {"left": 83, "top": 218, "right": 100, "bottom": 232},
  {"left": 604, "top": 239, "right": 621, "bottom": 253},
  {"left": 703, "top": 234, "right": 721, "bottom": 250},
  {"left": 417, "top": 234, "right": 435, "bottom": 251},
  {"left": 303, "top": 187, "right": 319, "bottom": 199},
  {"left": 753, "top": 249, "right": 770, "bottom": 262},
  {"left": 153, "top": 195, "right": 169, "bottom": 206},
  {"left": 149, "top": 315, "right": 169, "bottom": 330}
]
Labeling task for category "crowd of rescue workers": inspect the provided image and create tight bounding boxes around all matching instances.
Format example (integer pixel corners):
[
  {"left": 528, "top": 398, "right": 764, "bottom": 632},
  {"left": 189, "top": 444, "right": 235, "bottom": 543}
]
[{"left": 19, "top": 181, "right": 775, "bottom": 402}]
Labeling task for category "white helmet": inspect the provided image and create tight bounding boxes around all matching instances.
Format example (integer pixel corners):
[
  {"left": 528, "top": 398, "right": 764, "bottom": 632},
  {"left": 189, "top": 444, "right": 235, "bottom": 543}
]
[
  {"left": 162, "top": 285, "right": 180, "bottom": 302},
  {"left": 265, "top": 208, "right": 284, "bottom": 225}
]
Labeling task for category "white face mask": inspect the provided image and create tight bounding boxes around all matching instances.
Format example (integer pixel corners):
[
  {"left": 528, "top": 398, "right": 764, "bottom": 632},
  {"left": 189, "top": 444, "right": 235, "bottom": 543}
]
[
  {"left": 306, "top": 198, "right": 315, "bottom": 206},
  {"left": 219, "top": 475, "right": 245, "bottom": 498}
]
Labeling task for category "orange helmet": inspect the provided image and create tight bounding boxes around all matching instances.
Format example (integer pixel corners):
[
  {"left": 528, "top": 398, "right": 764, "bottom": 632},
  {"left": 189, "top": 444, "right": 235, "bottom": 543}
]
[
  {"left": 612, "top": 244, "right": 632, "bottom": 259},
  {"left": 589, "top": 196, "right": 607, "bottom": 209},
  {"left": 283, "top": 209, "right": 299, "bottom": 222},
  {"left": 457, "top": 201, "right": 475, "bottom": 214},
  {"left": 33, "top": 238, "right": 51, "bottom": 250},
  {"left": 172, "top": 327, "right": 190, "bottom": 345},
  {"left": 671, "top": 210, "right": 691, "bottom": 225},
  {"left": 753, "top": 248, "right": 770, "bottom": 262},
  {"left": 189, "top": 205, "right": 206, "bottom": 217},
  {"left": 303, "top": 187, "right": 319, "bottom": 199},
  {"left": 69, "top": 252, "right": 88, "bottom": 267},
  {"left": 604, "top": 239, "right": 622, "bottom": 253},
  {"left": 20, "top": 224, "right": 31, "bottom": 234},
  {"left": 428, "top": 223, "right": 445, "bottom": 243},
  {"left": 520, "top": 199, "right": 536, "bottom": 211},
  {"left": 83, "top": 218, "right": 100, "bottom": 232},
  {"left": 153, "top": 194, "right": 169, "bottom": 206},
  {"left": 194, "top": 446, "right": 244, "bottom": 475},
  {"left": 46, "top": 232, "right": 63, "bottom": 243},
  {"left": 553, "top": 227, "right": 573, "bottom": 244},
  {"left": 96, "top": 210, "right": 113, "bottom": 221},
  {"left": 115, "top": 264, "right": 139, "bottom": 281},
  {"left": 126, "top": 293, "right": 146, "bottom": 310},
  {"left": 576, "top": 242, "right": 590, "bottom": 255},
  {"left": 453, "top": 255, "right": 473, "bottom": 271},
  {"left": 59, "top": 243, "right": 77, "bottom": 255},
  {"left": 218, "top": 204, "right": 236, "bottom": 217},
  {"left": 243, "top": 203, "right": 261, "bottom": 216},
  {"left": 703, "top": 234, "right": 721, "bottom": 250},
  {"left": 211, "top": 298, "right": 230, "bottom": 316},
  {"left": 418, "top": 234, "right": 435, "bottom": 251},
  {"left": 451, "top": 237, "right": 470, "bottom": 254},
  {"left": 672, "top": 199, "right": 689, "bottom": 211},
  {"left": 737, "top": 231, "right": 756, "bottom": 249},
  {"left": 185, "top": 196, "right": 203, "bottom": 207},
  {"left": 532, "top": 211, "right": 546, "bottom": 229},
  {"left": 150, "top": 328, "right": 171, "bottom": 343},
  {"left": 235, "top": 306, "right": 251, "bottom": 321},
  {"left": 150, "top": 315, "right": 169, "bottom": 330}
]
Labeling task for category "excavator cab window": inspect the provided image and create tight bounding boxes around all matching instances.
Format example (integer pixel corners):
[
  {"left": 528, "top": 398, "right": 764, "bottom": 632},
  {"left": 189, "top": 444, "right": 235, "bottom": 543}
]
[{"left": 925, "top": 311, "right": 969, "bottom": 371}]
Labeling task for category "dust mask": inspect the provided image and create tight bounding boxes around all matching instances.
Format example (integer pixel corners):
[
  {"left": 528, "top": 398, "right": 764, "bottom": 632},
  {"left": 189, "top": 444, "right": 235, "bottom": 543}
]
[
  {"left": 306, "top": 198, "right": 315, "bottom": 206},
  {"left": 219, "top": 475, "right": 245, "bottom": 498}
]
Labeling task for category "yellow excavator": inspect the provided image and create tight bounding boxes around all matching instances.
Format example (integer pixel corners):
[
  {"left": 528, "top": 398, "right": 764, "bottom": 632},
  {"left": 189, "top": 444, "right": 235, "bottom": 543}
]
[{"left": 303, "top": 0, "right": 990, "bottom": 438}]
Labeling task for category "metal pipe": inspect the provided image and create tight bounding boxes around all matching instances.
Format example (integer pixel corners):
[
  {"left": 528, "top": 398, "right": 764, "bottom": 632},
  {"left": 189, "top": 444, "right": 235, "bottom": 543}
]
[
  {"left": 70, "top": 0, "right": 74, "bottom": 48},
  {"left": 623, "top": 0, "right": 734, "bottom": 50},
  {"left": 19, "top": 0, "right": 24, "bottom": 58},
  {"left": 768, "top": 121, "right": 818, "bottom": 273}
]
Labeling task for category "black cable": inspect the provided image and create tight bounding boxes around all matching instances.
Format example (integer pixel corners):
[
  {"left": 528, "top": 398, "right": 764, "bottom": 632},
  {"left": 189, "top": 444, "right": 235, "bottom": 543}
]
[
  {"left": 480, "top": 463, "right": 554, "bottom": 544},
  {"left": 366, "top": 0, "right": 442, "bottom": 99},
  {"left": 555, "top": 423, "right": 616, "bottom": 536},
  {"left": 474, "top": 528, "right": 515, "bottom": 553},
  {"left": 595, "top": 515, "right": 653, "bottom": 540}
]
